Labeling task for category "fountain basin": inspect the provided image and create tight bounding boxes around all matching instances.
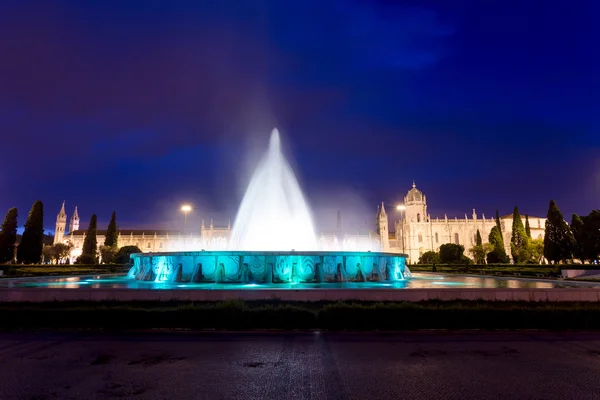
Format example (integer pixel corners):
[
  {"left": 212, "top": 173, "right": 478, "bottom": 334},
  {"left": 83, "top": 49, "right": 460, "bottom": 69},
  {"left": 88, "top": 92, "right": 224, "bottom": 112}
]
[{"left": 128, "top": 251, "right": 410, "bottom": 284}]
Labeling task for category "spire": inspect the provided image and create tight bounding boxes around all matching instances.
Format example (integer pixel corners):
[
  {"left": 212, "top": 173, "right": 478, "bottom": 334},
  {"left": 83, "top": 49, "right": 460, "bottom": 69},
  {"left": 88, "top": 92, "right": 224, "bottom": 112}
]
[
  {"left": 379, "top": 202, "right": 387, "bottom": 217},
  {"left": 412, "top": 180, "right": 416, "bottom": 189},
  {"left": 59, "top": 201, "right": 66, "bottom": 215},
  {"left": 69, "top": 205, "right": 80, "bottom": 233}
]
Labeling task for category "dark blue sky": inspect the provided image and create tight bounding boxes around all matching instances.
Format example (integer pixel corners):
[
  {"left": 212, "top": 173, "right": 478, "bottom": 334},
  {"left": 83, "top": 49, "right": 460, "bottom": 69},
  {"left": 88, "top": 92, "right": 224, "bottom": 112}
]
[{"left": 1, "top": 0, "right": 598, "bottom": 233}]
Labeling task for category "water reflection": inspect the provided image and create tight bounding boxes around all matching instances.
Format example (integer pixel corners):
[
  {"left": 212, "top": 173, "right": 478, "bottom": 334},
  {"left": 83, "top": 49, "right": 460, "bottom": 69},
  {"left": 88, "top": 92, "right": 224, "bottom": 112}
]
[{"left": 1, "top": 273, "right": 598, "bottom": 290}]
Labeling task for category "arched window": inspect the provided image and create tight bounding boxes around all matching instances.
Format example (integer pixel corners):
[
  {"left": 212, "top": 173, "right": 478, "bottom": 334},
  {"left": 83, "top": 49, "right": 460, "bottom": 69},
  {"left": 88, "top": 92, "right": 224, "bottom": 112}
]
[
  {"left": 454, "top": 233, "right": 459, "bottom": 244},
  {"left": 417, "top": 214, "right": 421, "bottom": 222},
  {"left": 418, "top": 233, "right": 423, "bottom": 243},
  {"left": 538, "top": 234, "right": 542, "bottom": 240},
  {"left": 159, "top": 242, "right": 163, "bottom": 249},
  {"left": 435, "top": 232, "right": 439, "bottom": 243},
  {"left": 147, "top": 242, "right": 152, "bottom": 248}
]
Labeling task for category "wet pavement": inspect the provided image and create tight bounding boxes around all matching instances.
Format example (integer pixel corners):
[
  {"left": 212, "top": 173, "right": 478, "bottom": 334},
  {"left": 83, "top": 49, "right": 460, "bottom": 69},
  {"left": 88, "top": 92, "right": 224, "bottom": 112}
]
[{"left": 1, "top": 331, "right": 599, "bottom": 399}]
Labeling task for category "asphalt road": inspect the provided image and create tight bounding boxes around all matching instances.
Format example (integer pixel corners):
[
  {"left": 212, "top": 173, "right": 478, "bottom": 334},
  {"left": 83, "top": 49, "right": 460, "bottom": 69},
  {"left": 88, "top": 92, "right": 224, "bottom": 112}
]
[{"left": 1, "top": 331, "right": 599, "bottom": 399}]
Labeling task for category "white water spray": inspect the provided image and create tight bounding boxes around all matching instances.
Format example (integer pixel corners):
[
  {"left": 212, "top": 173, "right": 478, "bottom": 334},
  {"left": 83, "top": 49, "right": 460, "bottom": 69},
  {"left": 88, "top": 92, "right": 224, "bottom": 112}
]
[{"left": 229, "top": 128, "right": 318, "bottom": 251}]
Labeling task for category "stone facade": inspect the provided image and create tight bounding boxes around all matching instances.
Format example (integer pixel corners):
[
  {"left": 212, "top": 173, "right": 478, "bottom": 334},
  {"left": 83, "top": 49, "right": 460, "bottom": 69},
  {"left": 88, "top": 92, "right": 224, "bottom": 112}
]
[
  {"left": 55, "top": 204, "right": 231, "bottom": 260},
  {"left": 378, "top": 183, "right": 547, "bottom": 263}
]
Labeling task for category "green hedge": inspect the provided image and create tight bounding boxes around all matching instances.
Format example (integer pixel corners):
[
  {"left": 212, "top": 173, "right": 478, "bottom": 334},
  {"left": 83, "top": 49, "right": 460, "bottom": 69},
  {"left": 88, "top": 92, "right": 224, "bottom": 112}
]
[
  {"left": 2, "top": 300, "right": 600, "bottom": 330},
  {"left": 409, "top": 264, "right": 560, "bottom": 276},
  {"left": 0, "top": 264, "right": 130, "bottom": 277}
]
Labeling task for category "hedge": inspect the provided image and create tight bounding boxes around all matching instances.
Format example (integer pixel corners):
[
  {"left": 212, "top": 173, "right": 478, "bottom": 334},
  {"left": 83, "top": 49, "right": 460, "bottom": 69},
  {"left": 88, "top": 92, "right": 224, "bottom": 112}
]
[{"left": 2, "top": 300, "right": 600, "bottom": 330}]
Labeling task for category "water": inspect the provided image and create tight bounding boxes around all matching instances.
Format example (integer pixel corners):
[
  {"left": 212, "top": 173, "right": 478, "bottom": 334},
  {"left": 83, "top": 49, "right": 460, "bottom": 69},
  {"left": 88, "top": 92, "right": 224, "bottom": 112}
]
[
  {"left": 2, "top": 273, "right": 598, "bottom": 289},
  {"left": 229, "top": 129, "right": 317, "bottom": 251}
]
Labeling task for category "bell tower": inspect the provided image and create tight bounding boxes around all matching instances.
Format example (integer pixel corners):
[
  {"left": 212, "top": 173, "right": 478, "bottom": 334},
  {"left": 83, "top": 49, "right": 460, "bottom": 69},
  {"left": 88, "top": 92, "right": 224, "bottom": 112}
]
[
  {"left": 403, "top": 182, "right": 427, "bottom": 223},
  {"left": 54, "top": 201, "right": 67, "bottom": 244},
  {"left": 69, "top": 206, "right": 80, "bottom": 233}
]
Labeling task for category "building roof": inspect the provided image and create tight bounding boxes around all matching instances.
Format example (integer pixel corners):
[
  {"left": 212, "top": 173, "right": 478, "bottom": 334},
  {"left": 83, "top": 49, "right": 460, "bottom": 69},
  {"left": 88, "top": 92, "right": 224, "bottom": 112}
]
[
  {"left": 499, "top": 214, "right": 545, "bottom": 220},
  {"left": 68, "top": 229, "right": 193, "bottom": 236}
]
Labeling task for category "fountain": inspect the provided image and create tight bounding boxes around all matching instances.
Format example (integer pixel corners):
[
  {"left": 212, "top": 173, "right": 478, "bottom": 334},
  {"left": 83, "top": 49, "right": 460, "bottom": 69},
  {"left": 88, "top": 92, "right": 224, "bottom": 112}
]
[{"left": 127, "top": 128, "right": 410, "bottom": 285}]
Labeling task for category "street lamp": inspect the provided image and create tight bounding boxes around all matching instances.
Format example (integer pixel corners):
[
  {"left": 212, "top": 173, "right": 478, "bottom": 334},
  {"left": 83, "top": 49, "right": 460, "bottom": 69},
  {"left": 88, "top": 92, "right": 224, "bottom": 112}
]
[
  {"left": 396, "top": 205, "right": 406, "bottom": 254},
  {"left": 181, "top": 204, "right": 192, "bottom": 233}
]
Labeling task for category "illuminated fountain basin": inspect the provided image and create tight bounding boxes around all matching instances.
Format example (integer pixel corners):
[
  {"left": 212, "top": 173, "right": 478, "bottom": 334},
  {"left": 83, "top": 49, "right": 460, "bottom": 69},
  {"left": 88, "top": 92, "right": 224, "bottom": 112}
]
[{"left": 127, "top": 251, "right": 410, "bottom": 284}]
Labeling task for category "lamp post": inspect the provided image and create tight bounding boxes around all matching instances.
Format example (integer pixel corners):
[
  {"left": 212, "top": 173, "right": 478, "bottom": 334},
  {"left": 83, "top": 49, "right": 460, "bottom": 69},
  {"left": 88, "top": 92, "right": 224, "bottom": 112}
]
[
  {"left": 396, "top": 205, "right": 406, "bottom": 254},
  {"left": 181, "top": 204, "right": 192, "bottom": 234}
]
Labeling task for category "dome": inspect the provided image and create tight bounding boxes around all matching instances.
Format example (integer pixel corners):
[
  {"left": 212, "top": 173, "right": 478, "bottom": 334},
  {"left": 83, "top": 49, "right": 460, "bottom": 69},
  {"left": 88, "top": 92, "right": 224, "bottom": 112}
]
[{"left": 405, "top": 182, "right": 424, "bottom": 203}]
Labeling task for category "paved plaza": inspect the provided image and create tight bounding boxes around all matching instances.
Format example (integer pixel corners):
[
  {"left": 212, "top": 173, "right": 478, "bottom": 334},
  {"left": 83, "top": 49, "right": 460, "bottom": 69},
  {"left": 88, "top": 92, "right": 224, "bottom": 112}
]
[{"left": 1, "top": 331, "right": 600, "bottom": 399}]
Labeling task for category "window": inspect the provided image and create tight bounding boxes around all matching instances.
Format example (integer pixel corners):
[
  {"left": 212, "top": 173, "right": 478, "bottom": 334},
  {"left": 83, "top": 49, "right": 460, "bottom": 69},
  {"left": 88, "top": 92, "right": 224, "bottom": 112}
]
[
  {"left": 147, "top": 242, "right": 151, "bottom": 248},
  {"left": 454, "top": 233, "right": 459, "bottom": 244},
  {"left": 417, "top": 214, "right": 421, "bottom": 222},
  {"left": 418, "top": 233, "right": 423, "bottom": 243},
  {"left": 435, "top": 232, "right": 439, "bottom": 243},
  {"left": 159, "top": 242, "right": 163, "bottom": 248}
]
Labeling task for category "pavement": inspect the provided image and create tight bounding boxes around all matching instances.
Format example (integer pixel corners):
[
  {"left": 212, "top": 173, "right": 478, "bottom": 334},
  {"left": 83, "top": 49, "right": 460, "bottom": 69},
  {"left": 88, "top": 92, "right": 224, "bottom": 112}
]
[{"left": 1, "top": 331, "right": 600, "bottom": 399}]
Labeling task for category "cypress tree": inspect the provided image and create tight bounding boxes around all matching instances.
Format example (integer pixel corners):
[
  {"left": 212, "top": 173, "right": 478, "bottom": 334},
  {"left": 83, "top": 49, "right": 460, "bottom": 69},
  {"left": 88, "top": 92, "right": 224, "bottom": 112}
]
[
  {"left": 525, "top": 214, "right": 532, "bottom": 238},
  {"left": 104, "top": 211, "right": 118, "bottom": 249},
  {"left": 16, "top": 201, "right": 44, "bottom": 264},
  {"left": 487, "top": 226, "right": 509, "bottom": 263},
  {"left": 79, "top": 214, "right": 98, "bottom": 264},
  {"left": 472, "top": 229, "right": 485, "bottom": 264},
  {"left": 571, "top": 214, "right": 585, "bottom": 262},
  {"left": 510, "top": 206, "right": 529, "bottom": 263},
  {"left": 0, "top": 208, "right": 18, "bottom": 263},
  {"left": 544, "top": 200, "right": 575, "bottom": 264},
  {"left": 494, "top": 210, "right": 505, "bottom": 248}
]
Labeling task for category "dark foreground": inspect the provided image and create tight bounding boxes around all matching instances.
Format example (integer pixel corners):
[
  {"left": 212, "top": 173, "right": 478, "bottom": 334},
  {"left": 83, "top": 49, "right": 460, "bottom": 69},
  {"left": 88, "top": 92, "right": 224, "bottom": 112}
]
[{"left": 1, "top": 332, "right": 600, "bottom": 399}]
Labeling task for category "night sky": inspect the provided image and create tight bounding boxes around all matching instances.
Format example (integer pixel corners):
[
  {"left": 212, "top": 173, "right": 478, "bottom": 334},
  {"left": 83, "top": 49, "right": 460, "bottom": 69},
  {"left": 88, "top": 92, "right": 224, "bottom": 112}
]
[{"left": 1, "top": 0, "right": 598, "bottom": 234}]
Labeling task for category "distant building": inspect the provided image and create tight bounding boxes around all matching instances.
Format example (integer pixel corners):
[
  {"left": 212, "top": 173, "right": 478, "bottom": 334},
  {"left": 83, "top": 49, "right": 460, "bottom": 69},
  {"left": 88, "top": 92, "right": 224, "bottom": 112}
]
[
  {"left": 55, "top": 183, "right": 547, "bottom": 263},
  {"left": 54, "top": 204, "right": 230, "bottom": 260},
  {"left": 377, "top": 182, "right": 547, "bottom": 263}
]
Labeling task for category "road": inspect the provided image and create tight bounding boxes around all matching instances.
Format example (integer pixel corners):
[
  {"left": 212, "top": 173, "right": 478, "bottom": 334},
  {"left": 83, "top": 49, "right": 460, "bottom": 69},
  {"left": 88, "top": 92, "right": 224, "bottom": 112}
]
[{"left": 0, "top": 331, "right": 599, "bottom": 399}]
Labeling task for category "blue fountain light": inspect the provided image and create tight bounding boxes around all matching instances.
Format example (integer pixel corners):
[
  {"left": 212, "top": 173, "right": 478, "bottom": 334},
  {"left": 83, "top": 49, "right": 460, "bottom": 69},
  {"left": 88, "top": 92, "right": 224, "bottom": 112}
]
[{"left": 128, "top": 250, "right": 410, "bottom": 285}]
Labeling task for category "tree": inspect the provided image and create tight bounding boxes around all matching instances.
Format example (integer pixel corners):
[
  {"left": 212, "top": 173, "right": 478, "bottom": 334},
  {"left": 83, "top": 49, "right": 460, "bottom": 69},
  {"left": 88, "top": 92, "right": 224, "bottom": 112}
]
[
  {"left": 528, "top": 238, "right": 545, "bottom": 264},
  {"left": 17, "top": 201, "right": 44, "bottom": 264},
  {"left": 470, "top": 229, "right": 486, "bottom": 264},
  {"left": 418, "top": 251, "right": 440, "bottom": 265},
  {"left": 571, "top": 214, "right": 586, "bottom": 262},
  {"left": 578, "top": 210, "right": 600, "bottom": 263},
  {"left": 510, "top": 206, "right": 530, "bottom": 263},
  {"left": 114, "top": 245, "right": 142, "bottom": 264},
  {"left": 78, "top": 214, "right": 98, "bottom": 264},
  {"left": 495, "top": 210, "right": 505, "bottom": 248},
  {"left": 104, "top": 210, "right": 118, "bottom": 249},
  {"left": 53, "top": 242, "right": 73, "bottom": 263},
  {"left": 543, "top": 200, "right": 575, "bottom": 264},
  {"left": 487, "top": 226, "right": 510, "bottom": 264},
  {"left": 99, "top": 245, "right": 117, "bottom": 264},
  {"left": 585, "top": 211, "right": 600, "bottom": 262},
  {"left": 0, "top": 207, "right": 18, "bottom": 263},
  {"left": 525, "top": 214, "right": 532, "bottom": 238},
  {"left": 439, "top": 243, "right": 471, "bottom": 264},
  {"left": 41, "top": 245, "right": 56, "bottom": 264}
]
